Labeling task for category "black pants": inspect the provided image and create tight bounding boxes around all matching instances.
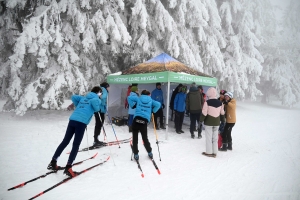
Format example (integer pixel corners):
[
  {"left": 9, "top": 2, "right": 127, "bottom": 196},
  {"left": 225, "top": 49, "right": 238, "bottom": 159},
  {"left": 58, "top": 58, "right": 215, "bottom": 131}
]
[
  {"left": 153, "top": 108, "right": 164, "bottom": 128},
  {"left": 94, "top": 112, "right": 105, "bottom": 139},
  {"left": 175, "top": 111, "right": 184, "bottom": 132},
  {"left": 222, "top": 123, "right": 235, "bottom": 143},
  {"left": 53, "top": 120, "right": 86, "bottom": 165},
  {"left": 190, "top": 113, "right": 200, "bottom": 134},
  {"left": 132, "top": 117, "right": 152, "bottom": 155}
]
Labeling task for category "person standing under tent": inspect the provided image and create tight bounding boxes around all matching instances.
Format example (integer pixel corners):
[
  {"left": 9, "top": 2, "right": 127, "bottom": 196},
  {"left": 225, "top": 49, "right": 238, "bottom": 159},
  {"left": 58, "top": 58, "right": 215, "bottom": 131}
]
[
  {"left": 47, "top": 86, "right": 102, "bottom": 177},
  {"left": 93, "top": 82, "right": 110, "bottom": 145},
  {"left": 186, "top": 82, "right": 196, "bottom": 117},
  {"left": 151, "top": 82, "right": 165, "bottom": 129},
  {"left": 125, "top": 83, "right": 138, "bottom": 109},
  {"left": 170, "top": 84, "right": 183, "bottom": 121},
  {"left": 174, "top": 85, "right": 187, "bottom": 134},
  {"left": 218, "top": 89, "right": 227, "bottom": 135},
  {"left": 186, "top": 84, "right": 203, "bottom": 139},
  {"left": 219, "top": 92, "right": 236, "bottom": 151},
  {"left": 127, "top": 85, "right": 139, "bottom": 132},
  {"left": 197, "top": 85, "right": 205, "bottom": 137},
  {"left": 199, "top": 87, "right": 225, "bottom": 157},
  {"left": 127, "top": 90, "right": 161, "bottom": 160}
]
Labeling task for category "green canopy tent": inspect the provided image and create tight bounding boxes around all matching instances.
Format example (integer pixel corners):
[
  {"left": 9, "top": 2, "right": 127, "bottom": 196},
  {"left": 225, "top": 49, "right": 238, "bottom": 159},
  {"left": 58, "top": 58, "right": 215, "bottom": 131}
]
[{"left": 107, "top": 53, "right": 217, "bottom": 139}]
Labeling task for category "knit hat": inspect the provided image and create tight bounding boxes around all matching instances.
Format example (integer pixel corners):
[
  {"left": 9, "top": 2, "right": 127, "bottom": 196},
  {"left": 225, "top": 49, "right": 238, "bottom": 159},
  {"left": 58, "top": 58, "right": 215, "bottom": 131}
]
[
  {"left": 156, "top": 82, "right": 161, "bottom": 86},
  {"left": 131, "top": 86, "right": 138, "bottom": 92},
  {"left": 220, "top": 89, "right": 227, "bottom": 95},
  {"left": 100, "top": 82, "right": 110, "bottom": 88},
  {"left": 132, "top": 83, "right": 138, "bottom": 86},
  {"left": 224, "top": 92, "right": 233, "bottom": 99}
]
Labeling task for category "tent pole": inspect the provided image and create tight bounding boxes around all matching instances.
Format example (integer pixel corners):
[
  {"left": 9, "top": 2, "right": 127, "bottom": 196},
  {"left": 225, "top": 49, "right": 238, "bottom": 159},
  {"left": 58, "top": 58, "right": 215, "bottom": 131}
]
[{"left": 165, "top": 80, "right": 170, "bottom": 140}]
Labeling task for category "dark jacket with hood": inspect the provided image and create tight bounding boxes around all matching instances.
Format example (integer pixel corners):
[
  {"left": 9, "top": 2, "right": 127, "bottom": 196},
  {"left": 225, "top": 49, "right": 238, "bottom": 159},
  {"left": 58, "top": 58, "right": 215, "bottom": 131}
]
[{"left": 186, "top": 86, "right": 203, "bottom": 113}]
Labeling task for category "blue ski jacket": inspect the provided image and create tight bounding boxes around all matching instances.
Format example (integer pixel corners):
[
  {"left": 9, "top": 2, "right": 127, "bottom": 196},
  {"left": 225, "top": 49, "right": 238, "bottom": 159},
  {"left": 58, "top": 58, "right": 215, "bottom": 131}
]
[
  {"left": 128, "top": 92, "right": 138, "bottom": 115},
  {"left": 151, "top": 88, "right": 164, "bottom": 106},
  {"left": 128, "top": 94, "right": 161, "bottom": 122},
  {"left": 69, "top": 92, "right": 101, "bottom": 125},
  {"left": 174, "top": 92, "right": 187, "bottom": 112}
]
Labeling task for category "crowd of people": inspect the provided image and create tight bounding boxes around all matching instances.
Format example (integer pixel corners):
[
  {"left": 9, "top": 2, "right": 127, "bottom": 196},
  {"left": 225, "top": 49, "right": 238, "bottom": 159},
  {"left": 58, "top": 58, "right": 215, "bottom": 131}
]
[
  {"left": 125, "top": 82, "right": 236, "bottom": 159},
  {"left": 48, "top": 81, "right": 236, "bottom": 177}
]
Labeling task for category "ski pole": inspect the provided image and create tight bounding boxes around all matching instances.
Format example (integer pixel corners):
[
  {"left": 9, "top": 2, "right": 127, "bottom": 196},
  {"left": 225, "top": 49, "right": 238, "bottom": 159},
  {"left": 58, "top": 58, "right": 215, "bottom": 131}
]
[
  {"left": 106, "top": 110, "right": 121, "bottom": 148},
  {"left": 85, "top": 127, "right": 89, "bottom": 155},
  {"left": 99, "top": 113, "right": 116, "bottom": 166},
  {"left": 151, "top": 113, "right": 162, "bottom": 161}
]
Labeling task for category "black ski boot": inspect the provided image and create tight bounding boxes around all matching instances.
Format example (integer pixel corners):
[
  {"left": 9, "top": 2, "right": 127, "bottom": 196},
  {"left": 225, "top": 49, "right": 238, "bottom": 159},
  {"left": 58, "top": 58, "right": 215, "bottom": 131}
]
[
  {"left": 219, "top": 143, "right": 228, "bottom": 151},
  {"left": 64, "top": 164, "right": 79, "bottom": 177},
  {"left": 228, "top": 142, "right": 232, "bottom": 150},
  {"left": 47, "top": 159, "right": 61, "bottom": 170},
  {"left": 93, "top": 137, "right": 105, "bottom": 146}
]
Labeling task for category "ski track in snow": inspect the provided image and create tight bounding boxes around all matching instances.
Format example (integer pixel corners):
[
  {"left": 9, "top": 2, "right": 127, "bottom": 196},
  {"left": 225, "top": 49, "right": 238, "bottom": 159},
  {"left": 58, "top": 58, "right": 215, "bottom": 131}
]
[{"left": 0, "top": 100, "right": 300, "bottom": 200}]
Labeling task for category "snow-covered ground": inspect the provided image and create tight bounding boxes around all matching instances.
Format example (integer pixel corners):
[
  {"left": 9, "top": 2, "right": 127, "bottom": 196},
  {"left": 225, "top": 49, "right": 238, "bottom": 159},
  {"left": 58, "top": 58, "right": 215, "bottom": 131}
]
[{"left": 0, "top": 100, "right": 300, "bottom": 200}]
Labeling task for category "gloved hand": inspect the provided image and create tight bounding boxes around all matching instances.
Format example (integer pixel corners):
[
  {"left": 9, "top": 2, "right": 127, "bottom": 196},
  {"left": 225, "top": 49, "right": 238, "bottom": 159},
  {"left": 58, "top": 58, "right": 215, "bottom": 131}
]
[
  {"left": 161, "top": 104, "right": 165, "bottom": 109},
  {"left": 223, "top": 101, "right": 228, "bottom": 105},
  {"left": 67, "top": 103, "right": 74, "bottom": 111},
  {"left": 132, "top": 104, "right": 137, "bottom": 109}
]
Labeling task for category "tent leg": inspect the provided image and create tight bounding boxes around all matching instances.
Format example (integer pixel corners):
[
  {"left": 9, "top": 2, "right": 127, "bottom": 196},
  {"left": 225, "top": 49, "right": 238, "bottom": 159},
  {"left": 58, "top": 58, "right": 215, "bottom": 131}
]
[{"left": 165, "top": 80, "right": 171, "bottom": 140}]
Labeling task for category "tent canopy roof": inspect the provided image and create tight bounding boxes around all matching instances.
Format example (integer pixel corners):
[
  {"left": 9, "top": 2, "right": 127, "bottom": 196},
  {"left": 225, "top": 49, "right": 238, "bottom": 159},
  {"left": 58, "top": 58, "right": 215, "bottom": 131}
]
[
  {"left": 107, "top": 53, "right": 217, "bottom": 86},
  {"left": 122, "top": 53, "right": 211, "bottom": 77}
]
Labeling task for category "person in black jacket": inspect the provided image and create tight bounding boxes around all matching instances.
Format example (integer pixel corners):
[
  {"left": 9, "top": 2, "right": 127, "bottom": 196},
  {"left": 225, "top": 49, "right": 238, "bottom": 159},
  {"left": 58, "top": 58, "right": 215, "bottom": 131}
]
[{"left": 169, "top": 84, "right": 183, "bottom": 121}]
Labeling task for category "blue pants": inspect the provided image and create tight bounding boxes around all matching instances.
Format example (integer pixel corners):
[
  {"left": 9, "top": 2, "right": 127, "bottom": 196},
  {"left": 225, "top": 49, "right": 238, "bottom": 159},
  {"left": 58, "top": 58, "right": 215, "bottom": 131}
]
[{"left": 53, "top": 120, "right": 86, "bottom": 165}]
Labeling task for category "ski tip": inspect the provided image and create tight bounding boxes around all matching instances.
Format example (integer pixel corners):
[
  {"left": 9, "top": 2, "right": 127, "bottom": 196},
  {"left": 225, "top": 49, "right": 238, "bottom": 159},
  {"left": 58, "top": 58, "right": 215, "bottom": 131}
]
[
  {"left": 141, "top": 174, "right": 144, "bottom": 178},
  {"left": 157, "top": 170, "right": 161, "bottom": 175},
  {"left": 106, "top": 156, "right": 110, "bottom": 161}
]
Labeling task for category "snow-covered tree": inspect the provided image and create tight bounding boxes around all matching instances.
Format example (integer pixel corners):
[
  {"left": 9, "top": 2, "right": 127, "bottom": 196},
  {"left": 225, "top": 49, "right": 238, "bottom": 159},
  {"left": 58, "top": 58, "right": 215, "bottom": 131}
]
[
  {"left": 217, "top": 0, "right": 264, "bottom": 100},
  {"left": 259, "top": 0, "right": 300, "bottom": 106},
  {"left": 1, "top": 0, "right": 299, "bottom": 115}
]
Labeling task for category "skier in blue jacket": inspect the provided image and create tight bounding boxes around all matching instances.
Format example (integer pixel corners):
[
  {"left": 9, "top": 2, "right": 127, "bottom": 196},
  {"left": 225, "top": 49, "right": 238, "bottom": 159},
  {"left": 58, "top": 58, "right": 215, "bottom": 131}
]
[
  {"left": 47, "top": 86, "right": 102, "bottom": 177},
  {"left": 93, "top": 82, "right": 109, "bottom": 145},
  {"left": 128, "top": 90, "right": 161, "bottom": 160},
  {"left": 151, "top": 82, "right": 165, "bottom": 129}
]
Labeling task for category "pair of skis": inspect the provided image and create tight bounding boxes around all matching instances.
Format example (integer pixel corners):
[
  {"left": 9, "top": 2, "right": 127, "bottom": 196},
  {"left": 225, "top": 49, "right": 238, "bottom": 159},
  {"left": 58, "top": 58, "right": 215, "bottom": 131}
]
[
  {"left": 133, "top": 157, "right": 161, "bottom": 178},
  {"left": 7, "top": 153, "right": 110, "bottom": 200},
  {"left": 77, "top": 138, "right": 132, "bottom": 152},
  {"left": 130, "top": 142, "right": 161, "bottom": 178}
]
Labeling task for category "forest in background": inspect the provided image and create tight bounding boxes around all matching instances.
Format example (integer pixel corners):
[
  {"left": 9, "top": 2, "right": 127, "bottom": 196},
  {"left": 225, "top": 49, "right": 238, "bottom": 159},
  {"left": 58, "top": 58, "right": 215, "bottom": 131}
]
[{"left": 0, "top": 0, "right": 299, "bottom": 115}]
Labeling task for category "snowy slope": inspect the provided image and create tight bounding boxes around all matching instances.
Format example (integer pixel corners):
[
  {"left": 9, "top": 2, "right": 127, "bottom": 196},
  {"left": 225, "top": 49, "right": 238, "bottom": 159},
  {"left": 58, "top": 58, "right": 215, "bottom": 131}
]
[{"left": 0, "top": 100, "right": 300, "bottom": 200}]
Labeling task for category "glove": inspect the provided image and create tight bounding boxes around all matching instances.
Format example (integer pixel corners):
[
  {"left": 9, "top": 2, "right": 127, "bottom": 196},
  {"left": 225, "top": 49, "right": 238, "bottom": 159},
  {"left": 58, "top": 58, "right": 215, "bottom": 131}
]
[
  {"left": 132, "top": 104, "right": 137, "bottom": 109},
  {"left": 162, "top": 104, "right": 165, "bottom": 109},
  {"left": 223, "top": 101, "right": 228, "bottom": 105},
  {"left": 67, "top": 103, "right": 74, "bottom": 111}
]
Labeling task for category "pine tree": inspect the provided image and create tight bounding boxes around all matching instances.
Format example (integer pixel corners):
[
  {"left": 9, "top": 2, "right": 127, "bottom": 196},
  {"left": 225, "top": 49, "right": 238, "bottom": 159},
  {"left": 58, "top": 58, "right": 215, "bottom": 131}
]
[
  {"left": 259, "top": 0, "right": 300, "bottom": 106},
  {"left": 218, "top": 0, "right": 264, "bottom": 100}
]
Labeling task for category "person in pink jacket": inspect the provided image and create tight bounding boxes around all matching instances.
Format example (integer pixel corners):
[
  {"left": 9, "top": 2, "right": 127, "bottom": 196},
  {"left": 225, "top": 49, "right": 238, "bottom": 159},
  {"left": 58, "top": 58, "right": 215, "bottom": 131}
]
[{"left": 199, "top": 87, "right": 225, "bottom": 157}]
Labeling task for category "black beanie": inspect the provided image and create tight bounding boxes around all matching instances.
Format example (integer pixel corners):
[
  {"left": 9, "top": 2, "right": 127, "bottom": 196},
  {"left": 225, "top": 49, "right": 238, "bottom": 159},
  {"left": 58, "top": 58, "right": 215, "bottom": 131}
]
[
  {"left": 156, "top": 82, "right": 161, "bottom": 86},
  {"left": 100, "top": 82, "right": 110, "bottom": 88}
]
